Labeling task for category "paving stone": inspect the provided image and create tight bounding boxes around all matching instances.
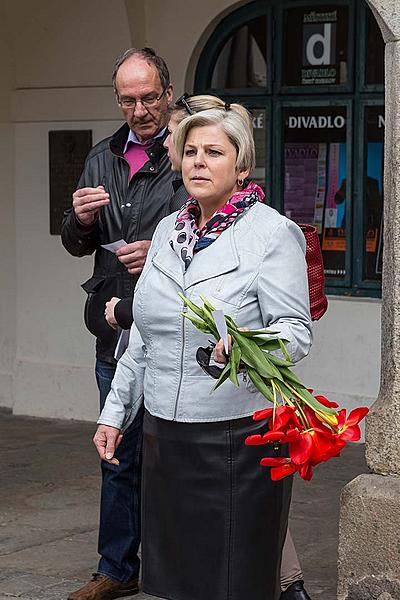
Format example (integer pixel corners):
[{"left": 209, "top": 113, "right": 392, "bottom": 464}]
[
  {"left": 0, "top": 574, "right": 61, "bottom": 597},
  {"left": 18, "top": 579, "right": 107, "bottom": 600},
  {"left": 0, "top": 412, "right": 369, "bottom": 600},
  {"left": 0, "top": 525, "right": 63, "bottom": 556},
  {"left": 0, "top": 532, "right": 98, "bottom": 578}
]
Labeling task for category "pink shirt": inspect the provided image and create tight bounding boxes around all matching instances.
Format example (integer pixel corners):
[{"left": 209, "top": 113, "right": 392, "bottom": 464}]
[{"left": 123, "top": 142, "right": 151, "bottom": 180}]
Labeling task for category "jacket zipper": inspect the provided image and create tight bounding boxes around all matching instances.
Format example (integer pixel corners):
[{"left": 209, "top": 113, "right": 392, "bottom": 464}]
[{"left": 173, "top": 304, "right": 187, "bottom": 420}]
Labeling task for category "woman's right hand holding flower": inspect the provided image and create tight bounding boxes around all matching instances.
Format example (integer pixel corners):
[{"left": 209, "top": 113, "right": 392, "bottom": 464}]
[{"left": 213, "top": 328, "right": 249, "bottom": 363}]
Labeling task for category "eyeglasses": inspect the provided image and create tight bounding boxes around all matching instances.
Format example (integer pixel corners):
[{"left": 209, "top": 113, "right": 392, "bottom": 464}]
[
  {"left": 175, "top": 93, "right": 194, "bottom": 115},
  {"left": 118, "top": 88, "right": 167, "bottom": 110}
]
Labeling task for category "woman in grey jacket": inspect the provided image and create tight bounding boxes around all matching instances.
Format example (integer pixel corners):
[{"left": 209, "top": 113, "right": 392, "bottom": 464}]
[{"left": 94, "top": 105, "right": 312, "bottom": 600}]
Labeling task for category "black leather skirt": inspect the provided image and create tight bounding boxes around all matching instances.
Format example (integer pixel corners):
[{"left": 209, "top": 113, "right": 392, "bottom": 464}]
[{"left": 141, "top": 410, "right": 292, "bottom": 600}]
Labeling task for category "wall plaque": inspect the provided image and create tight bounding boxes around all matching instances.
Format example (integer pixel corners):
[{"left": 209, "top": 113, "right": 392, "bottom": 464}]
[
  {"left": 49, "top": 130, "right": 92, "bottom": 235},
  {"left": 283, "top": 5, "right": 349, "bottom": 88}
]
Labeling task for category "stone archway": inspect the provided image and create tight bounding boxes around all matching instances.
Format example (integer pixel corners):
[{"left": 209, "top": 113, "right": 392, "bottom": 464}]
[{"left": 338, "top": 1, "right": 400, "bottom": 598}]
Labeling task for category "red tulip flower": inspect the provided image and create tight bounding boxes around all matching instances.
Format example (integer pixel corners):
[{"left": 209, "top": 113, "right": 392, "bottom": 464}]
[{"left": 336, "top": 407, "right": 369, "bottom": 441}]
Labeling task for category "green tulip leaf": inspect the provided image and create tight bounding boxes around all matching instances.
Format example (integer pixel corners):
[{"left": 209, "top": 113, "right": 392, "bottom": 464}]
[
  {"left": 229, "top": 342, "right": 241, "bottom": 387},
  {"left": 278, "top": 338, "right": 292, "bottom": 363},
  {"left": 267, "top": 353, "right": 294, "bottom": 368},
  {"left": 179, "top": 294, "right": 205, "bottom": 320},
  {"left": 182, "top": 313, "right": 211, "bottom": 334},
  {"left": 292, "top": 386, "right": 337, "bottom": 415},
  {"left": 247, "top": 368, "right": 275, "bottom": 403},
  {"left": 212, "top": 362, "right": 231, "bottom": 391},
  {"left": 280, "top": 366, "right": 304, "bottom": 386},
  {"left": 199, "top": 294, "right": 216, "bottom": 312}
]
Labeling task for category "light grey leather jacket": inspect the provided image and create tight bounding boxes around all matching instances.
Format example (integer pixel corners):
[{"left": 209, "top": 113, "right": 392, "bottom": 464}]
[{"left": 98, "top": 202, "right": 312, "bottom": 430}]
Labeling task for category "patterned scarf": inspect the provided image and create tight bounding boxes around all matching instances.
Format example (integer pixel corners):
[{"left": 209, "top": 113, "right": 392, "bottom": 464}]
[{"left": 169, "top": 181, "right": 265, "bottom": 270}]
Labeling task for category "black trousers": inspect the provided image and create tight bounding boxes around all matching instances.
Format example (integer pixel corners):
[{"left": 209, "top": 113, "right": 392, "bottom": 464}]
[{"left": 142, "top": 410, "right": 292, "bottom": 600}]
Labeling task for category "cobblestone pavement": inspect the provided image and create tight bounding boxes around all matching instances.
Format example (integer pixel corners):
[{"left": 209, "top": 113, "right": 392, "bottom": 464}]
[{"left": 0, "top": 409, "right": 368, "bottom": 600}]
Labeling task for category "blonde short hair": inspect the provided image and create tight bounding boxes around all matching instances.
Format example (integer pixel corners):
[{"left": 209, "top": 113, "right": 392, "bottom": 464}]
[
  {"left": 171, "top": 94, "right": 228, "bottom": 120},
  {"left": 173, "top": 106, "right": 256, "bottom": 173}
]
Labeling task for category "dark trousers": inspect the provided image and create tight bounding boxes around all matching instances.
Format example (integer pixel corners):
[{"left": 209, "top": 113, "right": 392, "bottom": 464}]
[{"left": 95, "top": 359, "right": 143, "bottom": 583}]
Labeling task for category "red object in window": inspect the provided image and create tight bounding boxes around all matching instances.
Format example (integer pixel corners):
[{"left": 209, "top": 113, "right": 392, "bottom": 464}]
[{"left": 300, "top": 224, "right": 328, "bottom": 321}]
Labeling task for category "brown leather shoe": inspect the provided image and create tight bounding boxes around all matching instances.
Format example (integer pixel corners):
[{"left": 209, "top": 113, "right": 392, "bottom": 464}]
[{"left": 68, "top": 573, "right": 139, "bottom": 600}]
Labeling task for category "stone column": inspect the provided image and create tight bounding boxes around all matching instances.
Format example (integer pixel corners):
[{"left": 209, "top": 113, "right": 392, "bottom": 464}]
[{"left": 337, "top": 2, "right": 400, "bottom": 598}]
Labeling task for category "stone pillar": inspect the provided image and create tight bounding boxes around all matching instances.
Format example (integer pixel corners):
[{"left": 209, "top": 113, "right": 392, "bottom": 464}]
[{"left": 337, "top": 2, "right": 400, "bottom": 598}]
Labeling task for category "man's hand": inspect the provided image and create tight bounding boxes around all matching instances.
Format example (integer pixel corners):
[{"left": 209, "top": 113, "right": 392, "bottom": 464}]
[
  {"left": 116, "top": 240, "right": 151, "bottom": 274},
  {"left": 93, "top": 424, "right": 123, "bottom": 465},
  {"left": 73, "top": 186, "right": 110, "bottom": 226},
  {"left": 105, "top": 297, "right": 121, "bottom": 330}
]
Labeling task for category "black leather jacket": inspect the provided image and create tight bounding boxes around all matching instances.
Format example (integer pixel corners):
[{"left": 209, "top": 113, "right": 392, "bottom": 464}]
[
  {"left": 113, "top": 178, "right": 189, "bottom": 330},
  {"left": 61, "top": 122, "right": 181, "bottom": 363}
]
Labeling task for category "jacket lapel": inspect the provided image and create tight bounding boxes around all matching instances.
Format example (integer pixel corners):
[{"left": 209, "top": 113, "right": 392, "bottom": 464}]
[
  {"left": 152, "top": 222, "right": 240, "bottom": 290},
  {"left": 152, "top": 246, "right": 185, "bottom": 289},
  {"left": 184, "top": 226, "right": 240, "bottom": 289}
]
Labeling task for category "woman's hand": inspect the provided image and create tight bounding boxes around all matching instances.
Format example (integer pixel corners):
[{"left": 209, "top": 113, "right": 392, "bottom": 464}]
[
  {"left": 93, "top": 424, "right": 123, "bottom": 465},
  {"left": 213, "top": 336, "right": 232, "bottom": 364},
  {"left": 213, "top": 328, "right": 249, "bottom": 363},
  {"left": 104, "top": 297, "right": 121, "bottom": 329}
]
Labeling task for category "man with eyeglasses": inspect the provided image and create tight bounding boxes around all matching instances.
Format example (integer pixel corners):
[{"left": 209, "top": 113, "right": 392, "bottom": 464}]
[{"left": 62, "top": 47, "right": 181, "bottom": 600}]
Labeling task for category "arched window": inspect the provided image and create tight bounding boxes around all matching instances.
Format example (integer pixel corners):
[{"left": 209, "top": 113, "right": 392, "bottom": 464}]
[{"left": 194, "top": 0, "right": 384, "bottom": 297}]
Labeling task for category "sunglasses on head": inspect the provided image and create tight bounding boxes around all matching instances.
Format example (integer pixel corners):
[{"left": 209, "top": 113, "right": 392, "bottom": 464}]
[{"left": 175, "top": 93, "right": 194, "bottom": 115}]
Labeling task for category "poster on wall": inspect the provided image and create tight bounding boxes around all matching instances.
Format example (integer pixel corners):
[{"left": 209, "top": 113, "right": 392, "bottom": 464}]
[
  {"left": 364, "top": 106, "right": 384, "bottom": 281},
  {"left": 284, "top": 143, "right": 326, "bottom": 231},
  {"left": 321, "top": 142, "right": 347, "bottom": 264},
  {"left": 283, "top": 106, "right": 347, "bottom": 278},
  {"left": 283, "top": 5, "right": 349, "bottom": 88}
]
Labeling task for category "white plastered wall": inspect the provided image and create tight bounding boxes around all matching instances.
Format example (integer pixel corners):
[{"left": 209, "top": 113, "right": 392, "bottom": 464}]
[
  {"left": 2, "top": 0, "right": 382, "bottom": 423},
  {"left": 295, "top": 297, "right": 381, "bottom": 440},
  {"left": 8, "top": 0, "right": 132, "bottom": 419},
  {"left": 12, "top": 120, "right": 125, "bottom": 421}
]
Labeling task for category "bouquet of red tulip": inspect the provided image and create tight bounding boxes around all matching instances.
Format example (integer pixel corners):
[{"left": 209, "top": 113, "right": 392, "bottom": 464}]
[{"left": 180, "top": 294, "right": 369, "bottom": 482}]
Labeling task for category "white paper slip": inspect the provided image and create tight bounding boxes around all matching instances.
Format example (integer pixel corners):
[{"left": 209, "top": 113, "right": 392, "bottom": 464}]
[
  {"left": 101, "top": 239, "right": 128, "bottom": 253},
  {"left": 212, "top": 309, "right": 229, "bottom": 354},
  {"left": 114, "top": 329, "right": 131, "bottom": 361}
]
